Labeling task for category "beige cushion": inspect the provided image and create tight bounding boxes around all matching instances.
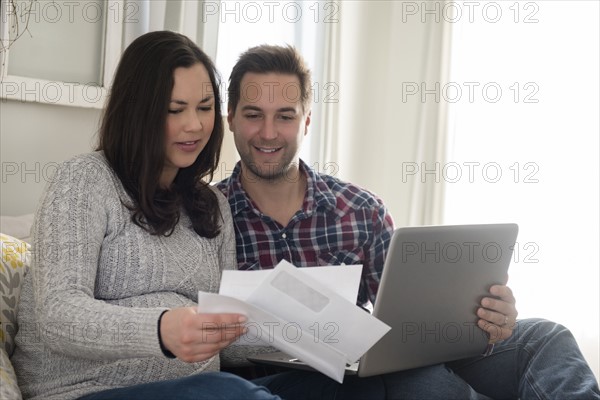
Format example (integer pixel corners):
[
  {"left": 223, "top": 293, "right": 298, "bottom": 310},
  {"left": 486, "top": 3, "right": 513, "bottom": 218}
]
[
  {"left": 0, "top": 347, "right": 22, "bottom": 400},
  {"left": 0, "top": 214, "right": 34, "bottom": 243},
  {"left": 0, "top": 233, "right": 30, "bottom": 357}
]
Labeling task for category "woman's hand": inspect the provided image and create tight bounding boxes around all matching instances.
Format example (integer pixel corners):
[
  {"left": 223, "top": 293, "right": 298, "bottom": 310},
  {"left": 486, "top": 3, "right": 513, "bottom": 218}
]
[
  {"left": 159, "top": 307, "right": 247, "bottom": 363},
  {"left": 477, "top": 284, "right": 518, "bottom": 343}
]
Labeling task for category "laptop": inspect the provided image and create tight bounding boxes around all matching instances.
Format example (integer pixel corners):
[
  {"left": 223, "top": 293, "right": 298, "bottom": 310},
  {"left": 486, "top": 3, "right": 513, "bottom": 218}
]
[{"left": 247, "top": 223, "right": 519, "bottom": 377}]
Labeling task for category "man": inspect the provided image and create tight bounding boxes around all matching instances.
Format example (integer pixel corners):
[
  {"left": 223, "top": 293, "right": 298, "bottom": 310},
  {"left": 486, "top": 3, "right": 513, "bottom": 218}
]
[{"left": 217, "top": 45, "right": 600, "bottom": 399}]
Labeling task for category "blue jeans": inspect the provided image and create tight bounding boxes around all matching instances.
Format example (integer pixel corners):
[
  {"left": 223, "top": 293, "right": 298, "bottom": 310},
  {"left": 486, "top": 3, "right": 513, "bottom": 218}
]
[
  {"left": 448, "top": 318, "right": 600, "bottom": 399},
  {"left": 78, "top": 371, "right": 280, "bottom": 400},
  {"left": 80, "top": 319, "right": 599, "bottom": 399},
  {"left": 252, "top": 318, "right": 600, "bottom": 399}
]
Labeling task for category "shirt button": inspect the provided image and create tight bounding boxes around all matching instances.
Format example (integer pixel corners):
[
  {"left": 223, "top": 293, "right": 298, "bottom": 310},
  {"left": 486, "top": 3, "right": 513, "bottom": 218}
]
[{"left": 281, "top": 233, "right": 287, "bottom": 239}]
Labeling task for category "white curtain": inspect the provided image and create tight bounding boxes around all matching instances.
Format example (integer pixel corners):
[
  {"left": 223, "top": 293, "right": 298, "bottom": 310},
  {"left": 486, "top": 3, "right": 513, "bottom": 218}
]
[
  {"left": 443, "top": 1, "right": 599, "bottom": 379},
  {"left": 120, "top": 0, "right": 237, "bottom": 179},
  {"left": 122, "top": 0, "right": 214, "bottom": 56},
  {"left": 313, "top": 1, "right": 453, "bottom": 228}
]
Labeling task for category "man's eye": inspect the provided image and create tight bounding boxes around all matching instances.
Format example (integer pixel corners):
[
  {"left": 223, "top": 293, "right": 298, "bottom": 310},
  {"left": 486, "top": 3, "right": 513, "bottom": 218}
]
[
  {"left": 280, "top": 115, "right": 295, "bottom": 121},
  {"left": 245, "top": 114, "right": 260, "bottom": 119}
]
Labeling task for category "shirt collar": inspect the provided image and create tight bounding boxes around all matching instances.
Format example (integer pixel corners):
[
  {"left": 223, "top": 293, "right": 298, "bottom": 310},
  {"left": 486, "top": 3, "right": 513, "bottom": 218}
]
[{"left": 224, "top": 160, "right": 337, "bottom": 217}]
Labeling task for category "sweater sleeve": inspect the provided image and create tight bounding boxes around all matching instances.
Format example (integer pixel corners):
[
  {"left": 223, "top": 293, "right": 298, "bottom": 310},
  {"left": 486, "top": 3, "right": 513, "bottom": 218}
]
[
  {"left": 209, "top": 186, "right": 275, "bottom": 366},
  {"left": 214, "top": 186, "right": 236, "bottom": 274},
  {"left": 31, "top": 154, "right": 167, "bottom": 360}
]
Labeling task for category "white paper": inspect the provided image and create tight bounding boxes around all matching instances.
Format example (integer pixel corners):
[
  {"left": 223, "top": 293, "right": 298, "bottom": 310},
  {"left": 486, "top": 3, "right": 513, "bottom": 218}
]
[
  {"left": 219, "top": 264, "right": 363, "bottom": 303},
  {"left": 247, "top": 261, "right": 390, "bottom": 364},
  {"left": 198, "top": 261, "right": 391, "bottom": 383},
  {"left": 197, "top": 291, "right": 348, "bottom": 382}
]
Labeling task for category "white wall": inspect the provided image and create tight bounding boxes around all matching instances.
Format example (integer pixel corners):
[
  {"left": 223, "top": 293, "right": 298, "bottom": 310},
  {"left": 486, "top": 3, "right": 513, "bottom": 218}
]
[
  {"left": 0, "top": 100, "right": 101, "bottom": 215},
  {"left": 0, "top": 98, "right": 239, "bottom": 216}
]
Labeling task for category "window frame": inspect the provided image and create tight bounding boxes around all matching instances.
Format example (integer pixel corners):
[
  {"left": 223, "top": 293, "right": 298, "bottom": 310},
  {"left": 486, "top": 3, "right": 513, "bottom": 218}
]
[{"left": 0, "top": 0, "right": 124, "bottom": 109}]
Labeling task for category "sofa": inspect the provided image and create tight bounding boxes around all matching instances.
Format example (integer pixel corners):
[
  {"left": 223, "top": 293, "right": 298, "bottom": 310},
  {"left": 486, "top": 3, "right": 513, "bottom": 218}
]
[{"left": 1, "top": 214, "right": 34, "bottom": 400}]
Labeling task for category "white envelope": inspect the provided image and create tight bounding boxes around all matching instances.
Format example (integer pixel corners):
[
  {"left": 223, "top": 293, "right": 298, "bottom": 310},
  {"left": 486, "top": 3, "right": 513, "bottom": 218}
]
[
  {"left": 246, "top": 261, "right": 390, "bottom": 365},
  {"left": 219, "top": 264, "right": 363, "bottom": 303},
  {"left": 197, "top": 261, "right": 391, "bottom": 382}
]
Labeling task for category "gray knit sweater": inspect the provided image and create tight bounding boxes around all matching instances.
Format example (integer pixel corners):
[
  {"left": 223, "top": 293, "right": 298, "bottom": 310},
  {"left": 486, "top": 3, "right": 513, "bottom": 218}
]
[{"left": 12, "top": 152, "right": 244, "bottom": 399}]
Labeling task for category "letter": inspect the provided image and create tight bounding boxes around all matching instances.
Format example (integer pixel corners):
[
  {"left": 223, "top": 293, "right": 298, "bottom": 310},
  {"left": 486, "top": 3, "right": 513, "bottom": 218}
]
[
  {"left": 420, "top": 161, "right": 441, "bottom": 183},
  {"left": 463, "top": 2, "right": 480, "bottom": 23},
  {"left": 442, "top": 242, "right": 461, "bottom": 263},
  {"left": 42, "top": 82, "right": 62, "bottom": 103},
  {"left": 262, "top": 81, "right": 280, "bottom": 103},
  {"left": 401, "top": 322, "right": 419, "bottom": 342},
  {"left": 402, "top": 162, "right": 419, "bottom": 183},
  {"left": 402, "top": 82, "right": 419, "bottom": 102},
  {"left": 263, "top": 321, "right": 280, "bottom": 343},
  {"left": 420, "top": 81, "right": 440, "bottom": 103},
  {"left": 282, "top": 322, "right": 302, "bottom": 343},
  {"left": 20, "top": 162, "right": 41, "bottom": 184},
  {"left": 282, "top": 81, "right": 300, "bottom": 103},
  {"left": 482, "top": 82, "right": 502, "bottom": 103},
  {"left": 462, "top": 242, "right": 479, "bottom": 263},
  {"left": 402, "top": 2, "right": 418, "bottom": 23},
  {"left": 282, "top": 2, "right": 301, "bottom": 23},
  {"left": 2, "top": 162, "right": 19, "bottom": 183},
  {"left": 42, "top": 1, "right": 62, "bottom": 23},
  {"left": 420, "top": 322, "right": 440, "bottom": 343},
  {"left": 82, "top": 84, "right": 103, "bottom": 104},
  {"left": 442, "top": 2, "right": 462, "bottom": 23},
  {"left": 82, "top": 2, "right": 103, "bottom": 23},
  {"left": 220, "top": 1, "right": 240, "bottom": 23},
  {"left": 482, "top": 162, "right": 502, "bottom": 183},
  {"left": 482, "top": 242, "right": 502, "bottom": 263},
  {"left": 263, "top": 2, "right": 279, "bottom": 23},
  {"left": 21, "top": 81, "right": 41, "bottom": 103},
  {"left": 463, "top": 81, "right": 480, "bottom": 103},
  {"left": 402, "top": 242, "right": 419, "bottom": 263},
  {"left": 242, "top": 322, "right": 262, "bottom": 343},
  {"left": 442, "top": 161, "right": 462, "bottom": 183},
  {"left": 463, "top": 161, "right": 480, "bottom": 183},
  {"left": 242, "top": 2, "right": 261, "bottom": 23},
  {"left": 442, "top": 82, "right": 462, "bottom": 103},
  {"left": 63, "top": 1, "right": 78, "bottom": 22},
  {"left": 442, "top": 322, "right": 461, "bottom": 343},
  {"left": 482, "top": 2, "right": 502, "bottom": 23},
  {"left": 83, "top": 323, "right": 102, "bottom": 342},
  {"left": 420, "top": 241, "right": 440, "bottom": 263},
  {"left": 420, "top": 1, "right": 440, "bottom": 23},
  {"left": 201, "top": 322, "right": 221, "bottom": 342},
  {"left": 203, "top": 1, "right": 219, "bottom": 23}
]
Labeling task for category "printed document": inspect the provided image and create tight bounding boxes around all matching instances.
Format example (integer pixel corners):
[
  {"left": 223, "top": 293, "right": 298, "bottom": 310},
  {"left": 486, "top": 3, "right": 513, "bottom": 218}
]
[{"left": 197, "top": 260, "right": 390, "bottom": 382}]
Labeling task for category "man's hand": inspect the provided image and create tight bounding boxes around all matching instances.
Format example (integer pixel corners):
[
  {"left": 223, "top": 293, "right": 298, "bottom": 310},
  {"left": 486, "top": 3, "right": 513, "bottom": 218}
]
[
  {"left": 159, "top": 307, "right": 247, "bottom": 363},
  {"left": 477, "top": 284, "right": 518, "bottom": 343}
]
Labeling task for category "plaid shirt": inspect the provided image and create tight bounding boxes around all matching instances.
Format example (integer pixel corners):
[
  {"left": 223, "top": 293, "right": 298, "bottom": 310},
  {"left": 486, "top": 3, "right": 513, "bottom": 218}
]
[{"left": 216, "top": 160, "right": 395, "bottom": 306}]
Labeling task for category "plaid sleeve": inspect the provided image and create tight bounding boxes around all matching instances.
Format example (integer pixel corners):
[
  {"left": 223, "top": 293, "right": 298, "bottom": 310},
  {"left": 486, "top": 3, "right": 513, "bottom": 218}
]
[{"left": 362, "top": 199, "right": 395, "bottom": 305}]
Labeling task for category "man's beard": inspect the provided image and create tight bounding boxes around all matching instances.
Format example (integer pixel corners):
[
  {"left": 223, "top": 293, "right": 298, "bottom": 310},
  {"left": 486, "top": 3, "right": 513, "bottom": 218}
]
[{"left": 240, "top": 149, "right": 299, "bottom": 182}]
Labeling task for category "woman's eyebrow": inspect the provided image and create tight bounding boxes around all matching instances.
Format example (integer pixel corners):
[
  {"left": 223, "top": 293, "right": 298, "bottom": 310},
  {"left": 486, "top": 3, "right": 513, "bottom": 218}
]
[{"left": 170, "top": 95, "right": 214, "bottom": 105}]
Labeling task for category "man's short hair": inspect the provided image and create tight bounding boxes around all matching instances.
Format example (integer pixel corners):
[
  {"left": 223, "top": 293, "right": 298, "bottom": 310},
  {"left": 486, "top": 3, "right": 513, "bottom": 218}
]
[{"left": 228, "top": 45, "right": 312, "bottom": 114}]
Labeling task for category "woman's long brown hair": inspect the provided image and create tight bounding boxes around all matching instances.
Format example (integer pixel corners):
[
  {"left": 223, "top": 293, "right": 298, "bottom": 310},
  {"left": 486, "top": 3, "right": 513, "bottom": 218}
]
[{"left": 97, "top": 31, "right": 224, "bottom": 237}]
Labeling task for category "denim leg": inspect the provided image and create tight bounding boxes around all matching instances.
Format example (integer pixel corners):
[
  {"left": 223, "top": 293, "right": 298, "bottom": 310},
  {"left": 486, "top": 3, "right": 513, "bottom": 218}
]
[
  {"left": 253, "top": 364, "right": 491, "bottom": 400},
  {"left": 78, "top": 371, "right": 280, "bottom": 400},
  {"left": 448, "top": 318, "right": 600, "bottom": 399}
]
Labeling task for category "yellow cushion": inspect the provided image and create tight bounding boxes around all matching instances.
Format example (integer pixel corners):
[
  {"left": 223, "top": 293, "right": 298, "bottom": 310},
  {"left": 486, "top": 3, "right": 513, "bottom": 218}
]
[{"left": 0, "top": 233, "right": 30, "bottom": 357}]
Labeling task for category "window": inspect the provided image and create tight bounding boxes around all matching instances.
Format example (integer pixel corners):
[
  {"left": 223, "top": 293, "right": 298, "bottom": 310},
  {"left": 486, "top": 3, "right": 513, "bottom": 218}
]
[
  {"left": 444, "top": 1, "right": 599, "bottom": 372},
  {"left": 212, "top": 0, "right": 333, "bottom": 164}
]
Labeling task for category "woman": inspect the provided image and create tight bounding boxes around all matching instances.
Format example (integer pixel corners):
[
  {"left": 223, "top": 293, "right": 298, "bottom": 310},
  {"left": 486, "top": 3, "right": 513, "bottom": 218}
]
[{"left": 12, "top": 31, "right": 279, "bottom": 400}]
